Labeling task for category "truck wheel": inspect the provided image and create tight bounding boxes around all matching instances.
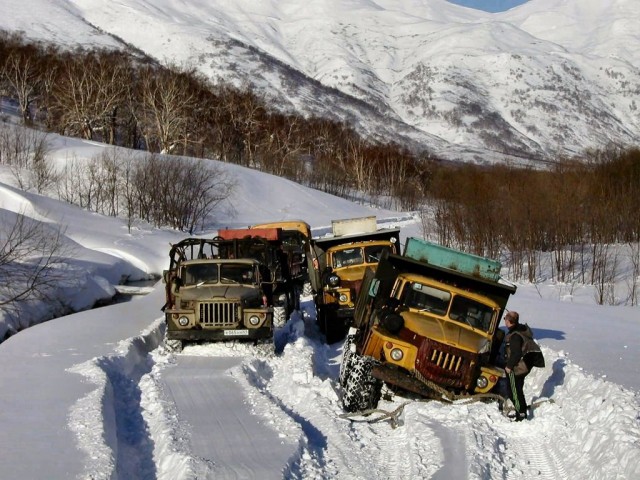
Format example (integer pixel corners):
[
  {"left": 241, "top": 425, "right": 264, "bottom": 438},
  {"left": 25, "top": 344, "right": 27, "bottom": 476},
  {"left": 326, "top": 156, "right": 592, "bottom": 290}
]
[
  {"left": 165, "top": 338, "right": 183, "bottom": 353},
  {"left": 325, "top": 318, "right": 348, "bottom": 344},
  {"left": 339, "top": 333, "right": 356, "bottom": 388},
  {"left": 316, "top": 306, "right": 326, "bottom": 334},
  {"left": 302, "top": 281, "right": 313, "bottom": 297},
  {"left": 273, "top": 305, "right": 287, "bottom": 328},
  {"left": 341, "top": 354, "right": 382, "bottom": 413}
]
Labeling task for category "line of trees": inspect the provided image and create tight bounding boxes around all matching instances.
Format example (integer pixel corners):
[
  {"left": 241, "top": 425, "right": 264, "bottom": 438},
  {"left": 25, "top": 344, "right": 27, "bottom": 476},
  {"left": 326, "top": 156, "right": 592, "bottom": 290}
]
[
  {"left": 0, "top": 31, "right": 431, "bottom": 210},
  {"left": 421, "top": 149, "right": 640, "bottom": 304},
  {"left": 0, "top": 123, "right": 235, "bottom": 233}
]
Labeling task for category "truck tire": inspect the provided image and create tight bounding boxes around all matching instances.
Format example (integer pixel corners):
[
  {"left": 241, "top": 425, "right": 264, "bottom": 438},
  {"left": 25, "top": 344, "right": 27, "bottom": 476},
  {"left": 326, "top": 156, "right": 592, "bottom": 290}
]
[
  {"left": 339, "top": 333, "right": 356, "bottom": 388},
  {"left": 165, "top": 338, "right": 183, "bottom": 353},
  {"left": 302, "top": 281, "right": 313, "bottom": 297},
  {"left": 273, "top": 305, "right": 287, "bottom": 328},
  {"left": 341, "top": 353, "right": 382, "bottom": 413}
]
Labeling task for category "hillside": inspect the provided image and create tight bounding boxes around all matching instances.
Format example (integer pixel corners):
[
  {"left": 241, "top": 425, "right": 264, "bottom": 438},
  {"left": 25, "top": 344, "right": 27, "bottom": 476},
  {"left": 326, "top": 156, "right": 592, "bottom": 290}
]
[{"left": 1, "top": 0, "right": 639, "bottom": 165}]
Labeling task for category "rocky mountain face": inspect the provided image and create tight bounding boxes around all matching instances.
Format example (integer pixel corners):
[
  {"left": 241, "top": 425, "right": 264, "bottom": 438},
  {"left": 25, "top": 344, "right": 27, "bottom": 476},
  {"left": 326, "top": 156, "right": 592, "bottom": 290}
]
[{"left": 2, "top": 0, "right": 639, "bottom": 166}]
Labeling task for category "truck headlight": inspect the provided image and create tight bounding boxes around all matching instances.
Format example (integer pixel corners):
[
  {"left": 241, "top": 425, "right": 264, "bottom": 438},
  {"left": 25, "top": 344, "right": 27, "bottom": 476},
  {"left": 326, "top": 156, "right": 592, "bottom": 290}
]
[
  {"left": 178, "top": 316, "right": 190, "bottom": 326},
  {"left": 249, "top": 315, "right": 261, "bottom": 326},
  {"left": 328, "top": 275, "right": 340, "bottom": 287},
  {"left": 476, "top": 376, "right": 489, "bottom": 389},
  {"left": 390, "top": 348, "right": 404, "bottom": 361}
]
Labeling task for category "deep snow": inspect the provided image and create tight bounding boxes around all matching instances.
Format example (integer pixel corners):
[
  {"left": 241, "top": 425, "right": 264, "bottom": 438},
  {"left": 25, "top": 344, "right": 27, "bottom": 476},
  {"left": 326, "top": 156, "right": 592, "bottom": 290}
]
[{"left": 0, "top": 131, "right": 639, "bottom": 479}]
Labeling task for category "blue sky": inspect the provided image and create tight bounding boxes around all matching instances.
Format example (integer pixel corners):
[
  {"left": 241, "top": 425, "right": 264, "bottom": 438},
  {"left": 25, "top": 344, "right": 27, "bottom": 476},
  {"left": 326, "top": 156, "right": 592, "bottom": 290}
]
[{"left": 447, "top": 0, "right": 529, "bottom": 12}]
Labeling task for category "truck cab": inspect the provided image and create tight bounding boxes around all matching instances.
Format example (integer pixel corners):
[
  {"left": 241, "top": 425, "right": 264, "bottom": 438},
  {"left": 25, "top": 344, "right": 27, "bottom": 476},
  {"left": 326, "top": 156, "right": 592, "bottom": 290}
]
[
  {"left": 250, "top": 220, "right": 312, "bottom": 295},
  {"left": 162, "top": 238, "right": 274, "bottom": 351},
  {"left": 340, "top": 238, "right": 517, "bottom": 412},
  {"left": 309, "top": 216, "right": 400, "bottom": 343}
]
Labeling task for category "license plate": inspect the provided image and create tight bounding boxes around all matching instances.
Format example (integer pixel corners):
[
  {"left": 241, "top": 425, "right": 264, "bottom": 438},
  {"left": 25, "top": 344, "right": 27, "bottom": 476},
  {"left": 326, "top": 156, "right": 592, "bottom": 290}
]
[{"left": 224, "top": 329, "right": 249, "bottom": 337}]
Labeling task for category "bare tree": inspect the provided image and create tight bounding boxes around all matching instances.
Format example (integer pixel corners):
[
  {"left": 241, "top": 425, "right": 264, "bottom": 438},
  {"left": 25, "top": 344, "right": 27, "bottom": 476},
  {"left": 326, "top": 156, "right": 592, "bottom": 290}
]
[
  {"left": 0, "top": 212, "right": 71, "bottom": 315},
  {"left": 52, "top": 51, "right": 129, "bottom": 142},
  {"left": 1, "top": 44, "right": 42, "bottom": 124},
  {"left": 135, "top": 66, "right": 198, "bottom": 154},
  {"left": 592, "top": 243, "right": 619, "bottom": 305}
]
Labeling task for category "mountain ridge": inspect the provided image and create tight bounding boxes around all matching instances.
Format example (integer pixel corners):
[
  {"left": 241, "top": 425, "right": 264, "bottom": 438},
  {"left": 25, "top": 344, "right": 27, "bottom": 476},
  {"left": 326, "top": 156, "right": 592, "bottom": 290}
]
[{"left": 2, "top": 0, "right": 639, "bottom": 165}]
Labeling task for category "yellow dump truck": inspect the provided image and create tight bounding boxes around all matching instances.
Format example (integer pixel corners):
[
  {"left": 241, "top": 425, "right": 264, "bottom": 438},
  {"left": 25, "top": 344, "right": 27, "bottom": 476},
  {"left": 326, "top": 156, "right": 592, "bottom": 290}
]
[
  {"left": 339, "top": 237, "right": 517, "bottom": 412},
  {"left": 308, "top": 216, "right": 400, "bottom": 344}
]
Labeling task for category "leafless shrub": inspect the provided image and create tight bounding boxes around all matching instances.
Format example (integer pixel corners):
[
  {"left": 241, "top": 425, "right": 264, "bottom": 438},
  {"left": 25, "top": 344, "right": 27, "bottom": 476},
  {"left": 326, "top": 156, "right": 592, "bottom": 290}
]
[
  {"left": 626, "top": 243, "right": 640, "bottom": 306},
  {"left": 0, "top": 123, "right": 56, "bottom": 192},
  {"left": 0, "top": 123, "right": 34, "bottom": 167},
  {"left": 592, "top": 244, "right": 619, "bottom": 305},
  {"left": 132, "top": 154, "right": 236, "bottom": 232},
  {"left": 53, "top": 149, "right": 235, "bottom": 232},
  {"left": 0, "top": 211, "right": 72, "bottom": 317}
]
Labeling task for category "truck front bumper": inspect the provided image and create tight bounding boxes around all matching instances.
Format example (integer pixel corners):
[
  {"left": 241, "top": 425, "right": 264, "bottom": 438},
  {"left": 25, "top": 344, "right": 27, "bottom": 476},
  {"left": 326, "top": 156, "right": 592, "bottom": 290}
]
[
  {"left": 371, "top": 363, "right": 448, "bottom": 400},
  {"left": 167, "top": 327, "right": 272, "bottom": 342}
]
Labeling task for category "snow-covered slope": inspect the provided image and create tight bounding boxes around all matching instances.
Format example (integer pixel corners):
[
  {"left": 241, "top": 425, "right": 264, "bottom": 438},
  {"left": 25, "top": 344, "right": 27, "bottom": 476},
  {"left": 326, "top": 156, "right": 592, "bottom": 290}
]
[
  {"left": 1, "top": 0, "right": 639, "bottom": 164},
  {"left": 0, "top": 125, "right": 639, "bottom": 480}
]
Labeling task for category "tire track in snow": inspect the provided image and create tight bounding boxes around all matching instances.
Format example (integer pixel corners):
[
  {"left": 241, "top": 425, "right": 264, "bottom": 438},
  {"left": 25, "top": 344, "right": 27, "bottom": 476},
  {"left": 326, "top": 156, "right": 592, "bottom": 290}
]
[
  {"left": 498, "top": 417, "right": 570, "bottom": 480},
  {"left": 468, "top": 407, "right": 571, "bottom": 480}
]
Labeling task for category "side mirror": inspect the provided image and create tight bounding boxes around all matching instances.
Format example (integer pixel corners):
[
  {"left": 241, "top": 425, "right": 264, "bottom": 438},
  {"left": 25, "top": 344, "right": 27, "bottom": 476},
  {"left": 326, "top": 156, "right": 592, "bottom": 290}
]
[{"left": 369, "top": 278, "right": 380, "bottom": 297}]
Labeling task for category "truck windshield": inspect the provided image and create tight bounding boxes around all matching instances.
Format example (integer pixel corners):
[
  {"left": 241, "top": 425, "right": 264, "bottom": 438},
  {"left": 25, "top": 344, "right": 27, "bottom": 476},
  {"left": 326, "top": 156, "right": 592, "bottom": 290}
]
[
  {"left": 220, "top": 264, "right": 256, "bottom": 284},
  {"left": 364, "top": 244, "right": 391, "bottom": 264},
  {"left": 184, "top": 263, "right": 219, "bottom": 285},
  {"left": 333, "top": 248, "right": 364, "bottom": 268},
  {"left": 448, "top": 296, "right": 494, "bottom": 332},
  {"left": 404, "top": 282, "right": 451, "bottom": 315},
  {"left": 403, "top": 282, "right": 494, "bottom": 332}
]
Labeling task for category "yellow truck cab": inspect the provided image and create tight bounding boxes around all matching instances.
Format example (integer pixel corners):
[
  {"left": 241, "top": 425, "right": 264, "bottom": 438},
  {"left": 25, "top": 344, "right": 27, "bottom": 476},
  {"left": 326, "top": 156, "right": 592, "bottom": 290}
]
[
  {"left": 309, "top": 216, "right": 400, "bottom": 343},
  {"left": 340, "top": 237, "right": 516, "bottom": 412}
]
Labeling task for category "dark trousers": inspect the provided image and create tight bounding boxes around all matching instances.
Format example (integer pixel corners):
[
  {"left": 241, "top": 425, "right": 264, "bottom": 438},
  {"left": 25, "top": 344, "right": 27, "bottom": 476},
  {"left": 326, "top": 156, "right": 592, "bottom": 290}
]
[{"left": 507, "top": 371, "right": 528, "bottom": 417}]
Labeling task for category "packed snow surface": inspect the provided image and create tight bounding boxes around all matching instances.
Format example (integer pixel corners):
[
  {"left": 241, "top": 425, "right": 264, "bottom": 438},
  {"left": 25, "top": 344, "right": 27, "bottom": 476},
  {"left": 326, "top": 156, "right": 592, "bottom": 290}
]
[{"left": 0, "top": 132, "right": 639, "bottom": 479}]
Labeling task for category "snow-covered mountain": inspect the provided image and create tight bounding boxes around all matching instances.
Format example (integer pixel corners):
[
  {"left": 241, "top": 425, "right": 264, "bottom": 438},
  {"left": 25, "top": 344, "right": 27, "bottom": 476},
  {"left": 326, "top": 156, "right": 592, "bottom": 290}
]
[{"left": 2, "top": 0, "right": 639, "bottom": 165}]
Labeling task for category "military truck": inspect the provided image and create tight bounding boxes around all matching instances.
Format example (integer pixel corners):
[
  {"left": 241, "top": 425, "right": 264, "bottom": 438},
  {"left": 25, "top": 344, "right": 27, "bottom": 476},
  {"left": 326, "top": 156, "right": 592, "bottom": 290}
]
[
  {"left": 162, "top": 237, "right": 274, "bottom": 352},
  {"left": 216, "top": 227, "right": 295, "bottom": 327},
  {"left": 339, "top": 237, "right": 517, "bottom": 412},
  {"left": 250, "top": 220, "right": 313, "bottom": 298},
  {"left": 308, "top": 216, "right": 401, "bottom": 344}
]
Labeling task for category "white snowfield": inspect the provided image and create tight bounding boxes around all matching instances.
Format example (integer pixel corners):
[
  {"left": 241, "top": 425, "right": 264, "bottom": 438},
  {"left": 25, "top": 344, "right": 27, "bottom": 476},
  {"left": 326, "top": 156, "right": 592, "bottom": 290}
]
[
  {"left": 1, "top": 286, "right": 639, "bottom": 479},
  {"left": 0, "top": 133, "right": 639, "bottom": 478}
]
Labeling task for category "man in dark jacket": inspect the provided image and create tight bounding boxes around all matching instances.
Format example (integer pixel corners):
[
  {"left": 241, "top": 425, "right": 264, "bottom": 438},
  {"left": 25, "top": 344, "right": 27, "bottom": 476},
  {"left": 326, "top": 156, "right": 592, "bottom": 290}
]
[{"left": 504, "top": 311, "right": 535, "bottom": 421}]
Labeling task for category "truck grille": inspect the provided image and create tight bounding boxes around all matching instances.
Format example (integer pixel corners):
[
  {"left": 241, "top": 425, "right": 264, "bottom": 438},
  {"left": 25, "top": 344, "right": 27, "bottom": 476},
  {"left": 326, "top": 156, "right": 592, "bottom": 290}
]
[
  {"left": 429, "top": 348, "right": 464, "bottom": 372},
  {"left": 415, "top": 339, "right": 474, "bottom": 390},
  {"left": 199, "top": 301, "right": 240, "bottom": 327}
]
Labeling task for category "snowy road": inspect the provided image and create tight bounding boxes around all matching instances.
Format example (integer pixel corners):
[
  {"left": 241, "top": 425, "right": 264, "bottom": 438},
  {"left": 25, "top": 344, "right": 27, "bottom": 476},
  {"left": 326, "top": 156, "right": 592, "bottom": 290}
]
[
  {"left": 142, "top": 294, "right": 639, "bottom": 480},
  {"left": 1, "top": 290, "right": 638, "bottom": 479},
  {"left": 161, "top": 355, "right": 298, "bottom": 479}
]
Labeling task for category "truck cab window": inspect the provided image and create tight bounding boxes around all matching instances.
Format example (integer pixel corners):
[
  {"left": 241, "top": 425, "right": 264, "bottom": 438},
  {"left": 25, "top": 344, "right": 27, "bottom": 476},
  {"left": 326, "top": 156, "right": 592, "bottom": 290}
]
[
  {"left": 184, "top": 264, "right": 219, "bottom": 285},
  {"left": 404, "top": 282, "right": 450, "bottom": 315},
  {"left": 449, "top": 296, "right": 494, "bottom": 332},
  {"left": 333, "top": 248, "right": 364, "bottom": 268},
  {"left": 364, "top": 245, "right": 389, "bottom": 264}
]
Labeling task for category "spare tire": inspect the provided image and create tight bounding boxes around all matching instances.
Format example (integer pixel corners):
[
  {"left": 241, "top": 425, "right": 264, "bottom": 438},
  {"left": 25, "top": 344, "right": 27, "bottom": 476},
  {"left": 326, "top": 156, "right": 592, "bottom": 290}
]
[{"left": 380, "top": 312, "right": 404, "bottom": 334}]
